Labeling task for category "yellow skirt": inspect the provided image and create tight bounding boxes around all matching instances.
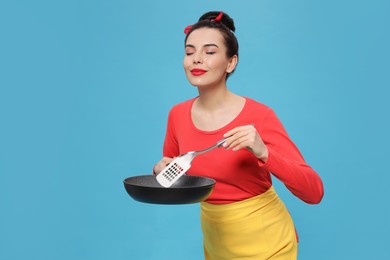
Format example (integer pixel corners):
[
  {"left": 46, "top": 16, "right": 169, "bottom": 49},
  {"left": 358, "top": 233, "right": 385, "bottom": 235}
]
[{"left": 200, "top": 186, "right": 297, "bottom": 259}]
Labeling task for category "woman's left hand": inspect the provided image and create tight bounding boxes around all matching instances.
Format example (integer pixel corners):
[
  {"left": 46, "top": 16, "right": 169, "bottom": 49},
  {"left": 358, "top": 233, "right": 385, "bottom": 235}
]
[{"left": 223, "top": 124, "right": 269, "bottom": 162}]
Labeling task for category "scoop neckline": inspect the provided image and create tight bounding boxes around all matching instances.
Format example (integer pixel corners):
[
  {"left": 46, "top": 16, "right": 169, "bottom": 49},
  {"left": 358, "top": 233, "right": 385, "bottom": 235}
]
[{"left": 188, "top": 96, "right": 248, "bottom": 135}]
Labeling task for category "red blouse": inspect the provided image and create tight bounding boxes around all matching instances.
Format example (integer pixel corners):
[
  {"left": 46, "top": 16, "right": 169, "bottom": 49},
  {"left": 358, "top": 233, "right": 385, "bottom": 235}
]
[{"left": 162, "top": 97, "right": 324, "bottom": 205}]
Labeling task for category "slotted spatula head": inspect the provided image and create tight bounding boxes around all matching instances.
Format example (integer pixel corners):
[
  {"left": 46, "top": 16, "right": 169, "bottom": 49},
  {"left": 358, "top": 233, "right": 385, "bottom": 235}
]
[
  {"left": 156, "top": 138, "right": 227, "bottom": 188},
  {"left": 156, "top": 153, "right": 194, "bottom": 188}
]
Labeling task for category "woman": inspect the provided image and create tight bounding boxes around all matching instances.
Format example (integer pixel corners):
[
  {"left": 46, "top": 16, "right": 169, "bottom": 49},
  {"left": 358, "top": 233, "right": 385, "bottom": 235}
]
[{"left": 153, "top": 11, "right": 324, "bottom": 259}]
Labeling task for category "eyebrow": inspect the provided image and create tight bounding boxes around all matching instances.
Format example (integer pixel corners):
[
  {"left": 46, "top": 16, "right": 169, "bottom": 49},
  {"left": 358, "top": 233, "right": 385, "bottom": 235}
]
[{"left": 185, "top": 43, "right": 219, "bottom": 48}]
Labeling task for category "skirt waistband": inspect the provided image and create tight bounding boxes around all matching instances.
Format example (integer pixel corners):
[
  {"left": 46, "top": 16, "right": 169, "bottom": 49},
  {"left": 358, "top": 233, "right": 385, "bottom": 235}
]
[{"left": 200, "top": 186, "right": 278, "bottom": 223}]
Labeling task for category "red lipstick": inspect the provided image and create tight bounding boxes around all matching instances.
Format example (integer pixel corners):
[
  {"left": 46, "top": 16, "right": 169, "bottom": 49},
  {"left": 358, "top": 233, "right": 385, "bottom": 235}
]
[{"left": 190, "top": 68, "right": 207, "bottom": 76}]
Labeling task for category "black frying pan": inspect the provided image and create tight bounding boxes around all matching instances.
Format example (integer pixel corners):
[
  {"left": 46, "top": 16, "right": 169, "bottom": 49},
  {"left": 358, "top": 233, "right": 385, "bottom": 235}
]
[{"left": 123, "top": 175, "right": 216, "bottom": 204}]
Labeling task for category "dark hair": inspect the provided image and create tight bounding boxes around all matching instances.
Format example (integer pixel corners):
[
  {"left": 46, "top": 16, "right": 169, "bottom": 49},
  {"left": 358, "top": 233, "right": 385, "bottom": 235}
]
[{"left": 185, "top": 11, "right": 239, "bottom": 78}]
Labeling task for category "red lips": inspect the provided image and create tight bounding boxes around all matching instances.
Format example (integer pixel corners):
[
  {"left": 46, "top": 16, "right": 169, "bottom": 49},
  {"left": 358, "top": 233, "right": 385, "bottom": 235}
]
[{"left": 190, "top": 68, "right": 207, "bottom": 76}]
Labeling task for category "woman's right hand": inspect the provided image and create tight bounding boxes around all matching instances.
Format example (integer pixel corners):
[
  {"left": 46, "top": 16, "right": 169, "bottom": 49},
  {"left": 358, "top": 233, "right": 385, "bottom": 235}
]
[{"left": 152, "top": 157, "right": 174, "bottom": 174}]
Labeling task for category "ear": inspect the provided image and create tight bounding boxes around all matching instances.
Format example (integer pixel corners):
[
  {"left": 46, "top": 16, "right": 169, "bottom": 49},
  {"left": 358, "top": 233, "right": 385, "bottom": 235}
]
[{"left": 226, "top": 55, "right": 238, "bottom": 73}]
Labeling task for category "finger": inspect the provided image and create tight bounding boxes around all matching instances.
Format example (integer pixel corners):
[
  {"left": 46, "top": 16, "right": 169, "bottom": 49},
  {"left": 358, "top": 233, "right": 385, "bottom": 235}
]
[
  {"left": 223, "top": 131, "right": 245, "bottom": 149},
  {"left": 165, "top": 158, "right": 174, "bottom": 166},
  {"left": 229, "top": 128, "right": 259, "bottom": 151},
  {"left": 225, "top": 134, "right": 251, "bottom": 150},
  {"left": 233, "top": 135, "right": 254, "bottom": 151},
  {"left": 154, "top": 157, "right": 174, "bottom": 173},
  {"left": 223, "top": 125, "right": 250, "bottom": 138},
  {"left": 163, "top": 157, "right": 174, "bottom": 165},
  {"left": 223, "top": 125, "right": 257, "bottom": 145}
]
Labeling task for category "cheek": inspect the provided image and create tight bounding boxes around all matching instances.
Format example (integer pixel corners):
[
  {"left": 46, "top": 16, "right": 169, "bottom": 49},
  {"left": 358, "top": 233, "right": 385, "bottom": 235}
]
[
  {"left": 207, "top": 59, "right": 227, "bottom": 72},
  {"left": 183, "top": 57, "right": 192, "bottom": 69}
]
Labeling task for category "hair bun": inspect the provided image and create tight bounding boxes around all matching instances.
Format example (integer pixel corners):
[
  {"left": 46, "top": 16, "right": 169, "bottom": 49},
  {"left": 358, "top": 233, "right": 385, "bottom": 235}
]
[{"left": 198, "top": 11, "right": 236, "bottom": 32}]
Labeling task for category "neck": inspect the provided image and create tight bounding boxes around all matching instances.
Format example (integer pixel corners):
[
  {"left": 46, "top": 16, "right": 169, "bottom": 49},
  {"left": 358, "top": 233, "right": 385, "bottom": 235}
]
[{"left": 196, "top": 83, "right": 234, "bottom": 111}]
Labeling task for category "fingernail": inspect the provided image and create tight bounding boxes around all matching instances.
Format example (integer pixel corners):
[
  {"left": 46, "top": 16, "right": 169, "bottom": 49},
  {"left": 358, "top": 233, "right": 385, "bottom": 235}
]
[
  {"left": 223, "top": 142, "right": 227, "bottom": 147},
  {"left": 223, "top": 133, "right": 227, "bottom": 137}
]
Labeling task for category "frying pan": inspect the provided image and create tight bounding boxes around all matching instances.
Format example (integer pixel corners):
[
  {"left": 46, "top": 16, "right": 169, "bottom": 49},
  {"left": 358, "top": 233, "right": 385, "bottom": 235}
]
[{"left": 123, "top": 174, "right": 216, "bottom": 204}]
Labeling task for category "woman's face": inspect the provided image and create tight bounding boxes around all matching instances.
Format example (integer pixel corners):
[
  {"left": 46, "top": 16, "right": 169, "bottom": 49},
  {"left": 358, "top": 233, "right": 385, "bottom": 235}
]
[{"left": 183, "top": 28, "right": 237, "bottom": 88}]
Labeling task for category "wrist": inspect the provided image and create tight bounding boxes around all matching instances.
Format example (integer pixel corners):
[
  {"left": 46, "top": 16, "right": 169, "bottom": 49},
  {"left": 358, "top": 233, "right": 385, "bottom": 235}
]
[{"left": 257, "top": 147, "right": 269, "bottom": 163}]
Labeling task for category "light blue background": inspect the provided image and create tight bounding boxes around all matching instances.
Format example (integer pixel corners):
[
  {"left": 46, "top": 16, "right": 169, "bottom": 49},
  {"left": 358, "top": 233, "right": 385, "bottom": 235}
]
[{"left": 1, "top": 0, "right": 389, "bottom": 259}]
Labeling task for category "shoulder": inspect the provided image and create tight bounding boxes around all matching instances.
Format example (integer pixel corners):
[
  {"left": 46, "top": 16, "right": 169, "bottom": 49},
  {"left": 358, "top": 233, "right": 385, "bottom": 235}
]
[
  {"left": 172, "top": 97, "right": 195, "bottom": 109},
  {"left": 240, "top": 97, "right": 282, "bottom": 129},
  {"left": 243, "top": 97, "right": 289, "bottom": 135},
  {"left": 168, "top": 97, "right": 197, "bottom": 117},
  {"left": 243, "top": 97, "right": 273, "bottom": 115}
]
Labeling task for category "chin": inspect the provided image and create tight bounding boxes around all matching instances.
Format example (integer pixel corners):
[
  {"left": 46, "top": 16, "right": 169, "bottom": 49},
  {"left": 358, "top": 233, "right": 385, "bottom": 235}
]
[{"left": 187, "top": 77, "right": 206, "bottom": 87}]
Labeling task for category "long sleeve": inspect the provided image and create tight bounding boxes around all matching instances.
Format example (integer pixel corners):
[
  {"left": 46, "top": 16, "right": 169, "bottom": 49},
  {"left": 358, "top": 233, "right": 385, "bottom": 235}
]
[
  {"left": 258, "top": 109, "right": 324, "bottom": 204},
  {"left": 162, "top": 108, "right": 180, "bottom": 158}
]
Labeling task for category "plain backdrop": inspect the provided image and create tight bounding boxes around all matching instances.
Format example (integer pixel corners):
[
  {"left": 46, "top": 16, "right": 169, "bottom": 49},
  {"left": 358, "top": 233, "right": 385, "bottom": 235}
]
[{"left": 1, "top": 0, "right": 389, "bottom": 259}]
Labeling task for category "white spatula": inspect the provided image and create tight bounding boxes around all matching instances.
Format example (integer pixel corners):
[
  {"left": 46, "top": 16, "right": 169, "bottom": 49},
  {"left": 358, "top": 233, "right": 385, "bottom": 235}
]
[{"left": 156, "top": 138, "right": 227, "bottom": 188}]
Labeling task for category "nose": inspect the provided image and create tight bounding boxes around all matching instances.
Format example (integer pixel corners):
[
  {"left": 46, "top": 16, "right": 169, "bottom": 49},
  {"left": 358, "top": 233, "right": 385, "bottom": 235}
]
[{"left": 193, "top": 51, "right": 203, "bottom": 64}]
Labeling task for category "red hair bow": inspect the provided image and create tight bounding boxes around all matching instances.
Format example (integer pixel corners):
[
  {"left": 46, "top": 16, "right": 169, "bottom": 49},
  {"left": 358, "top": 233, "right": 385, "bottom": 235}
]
[
  {"left": 183, "top": 12, "right": 223, "bottom": 34},
  {"left": 184, "top": 25, "right": 192, "bottom": 34},
  {"left": 213, "top": 12, "right": 223, "bottom": 22}
]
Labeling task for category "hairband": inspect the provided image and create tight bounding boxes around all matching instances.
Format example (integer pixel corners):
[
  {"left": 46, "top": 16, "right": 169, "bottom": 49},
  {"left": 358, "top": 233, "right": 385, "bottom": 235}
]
[{"left": 184, "top": 12, "right": 223, "bottom": 34}]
